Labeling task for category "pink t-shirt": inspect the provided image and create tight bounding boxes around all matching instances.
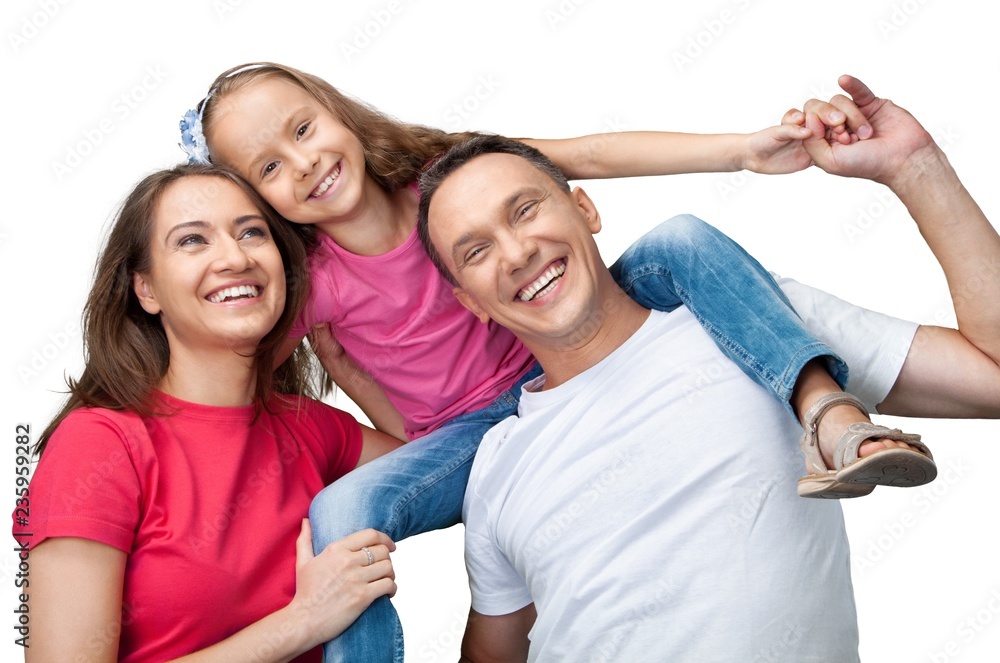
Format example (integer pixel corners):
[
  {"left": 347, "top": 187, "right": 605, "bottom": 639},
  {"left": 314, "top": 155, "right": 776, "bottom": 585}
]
[
  {"left": 13, "top": 393, "right": 362, "bottom": 662},
  {"left": 292, "top": 227, "right": 535, "bottom": 439}
]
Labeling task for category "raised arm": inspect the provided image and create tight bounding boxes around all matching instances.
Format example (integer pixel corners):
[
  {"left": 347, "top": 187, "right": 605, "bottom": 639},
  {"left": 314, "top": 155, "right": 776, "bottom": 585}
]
[
  {"left": 521, "top": 124, "right": 814, "bottom": 181},
  {"left": 460, "top": 605, "right": 536, "bottom": 663},
  {"left": 797, "top": 76, "right": 1000, "bottom": 417}
]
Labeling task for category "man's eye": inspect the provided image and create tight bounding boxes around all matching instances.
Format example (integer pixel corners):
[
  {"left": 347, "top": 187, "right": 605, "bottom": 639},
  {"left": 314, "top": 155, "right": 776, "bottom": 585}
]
[{"left": 263, "top": 161, "right": 278, "bottom": 176}]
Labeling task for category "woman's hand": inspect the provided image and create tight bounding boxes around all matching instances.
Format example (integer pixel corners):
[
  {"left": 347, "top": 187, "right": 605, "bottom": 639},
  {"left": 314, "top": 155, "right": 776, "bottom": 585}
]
[{"left": 288, "top": 520, "right": 397, "bottom": 644}]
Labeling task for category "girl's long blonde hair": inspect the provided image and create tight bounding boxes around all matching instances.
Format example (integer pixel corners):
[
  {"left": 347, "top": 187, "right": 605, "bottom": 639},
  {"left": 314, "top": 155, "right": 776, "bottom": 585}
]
[{"left": 200, "top": 62, "right": 483, "bottom": 194}]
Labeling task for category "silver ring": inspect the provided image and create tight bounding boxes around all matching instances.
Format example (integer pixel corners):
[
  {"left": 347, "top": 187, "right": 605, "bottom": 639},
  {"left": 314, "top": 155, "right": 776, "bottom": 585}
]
[{"left": 362, "top": 546, "right": 374, "bottom": 566}]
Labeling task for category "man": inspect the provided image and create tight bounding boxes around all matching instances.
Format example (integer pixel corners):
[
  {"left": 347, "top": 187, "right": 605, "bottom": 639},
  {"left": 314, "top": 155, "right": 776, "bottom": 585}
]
[{"left": 417, "top": 77, "right": 1000, "bottom": 661}]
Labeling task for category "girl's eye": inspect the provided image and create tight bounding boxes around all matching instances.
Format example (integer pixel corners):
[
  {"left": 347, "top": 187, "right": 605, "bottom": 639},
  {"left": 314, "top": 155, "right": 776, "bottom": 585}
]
[{"left": 296, "top": 121, "right": 311, "bottom": 139}]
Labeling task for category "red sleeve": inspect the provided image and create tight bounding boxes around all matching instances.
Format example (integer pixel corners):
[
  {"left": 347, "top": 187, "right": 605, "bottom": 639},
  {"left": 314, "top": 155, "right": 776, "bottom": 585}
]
[
  {"left": 300, "top": 398, "right": 363, "bottom": 484},
  {"left": 13, "top": 410, "right": 142, "bottom": 553}
]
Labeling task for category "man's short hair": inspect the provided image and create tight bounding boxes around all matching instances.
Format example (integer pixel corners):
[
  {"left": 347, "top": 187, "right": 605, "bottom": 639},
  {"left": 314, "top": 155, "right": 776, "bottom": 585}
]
[{"left": 417, "top": 135, "right": 572, "bottom": 285}]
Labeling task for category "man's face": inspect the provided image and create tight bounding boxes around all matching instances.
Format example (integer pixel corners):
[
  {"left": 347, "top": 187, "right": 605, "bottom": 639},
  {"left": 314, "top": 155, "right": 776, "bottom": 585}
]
[{"left": 427, "top": 152, "right": 607, "bottom": 347}]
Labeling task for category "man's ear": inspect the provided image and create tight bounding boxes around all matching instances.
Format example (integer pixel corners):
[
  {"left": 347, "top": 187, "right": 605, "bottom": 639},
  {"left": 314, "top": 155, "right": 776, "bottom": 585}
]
[
  {"left": 453, "top": 287, "right": 491, "bottom": 325},
  {"left": 570, "top": 186, "right": 602, "bottom": 234},
  {"left": 132, "top": 272, "right": 161, "bottom": 315}
]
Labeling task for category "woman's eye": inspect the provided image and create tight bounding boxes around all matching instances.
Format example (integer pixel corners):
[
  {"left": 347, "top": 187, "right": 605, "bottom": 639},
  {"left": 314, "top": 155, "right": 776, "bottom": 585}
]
[
  {"left": 240, "top": 226, "right": 268, "bottom": 240},
  {"left": 178, "top": 234, "right": 205, "bottom": 247},
  {"left": 296, "top": 121, "right": 311, "bottom": 139}
]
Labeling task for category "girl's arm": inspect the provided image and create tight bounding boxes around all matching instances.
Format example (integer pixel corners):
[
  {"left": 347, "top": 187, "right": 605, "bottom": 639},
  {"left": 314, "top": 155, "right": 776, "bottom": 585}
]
[
  {"left": 521, "top": 125, "right": 814, "bottom": 181},
  {"left": 29, "top": 525, "right": 396, "bottom": 663},
  {"left": 307, "top": 324, "right": 408, "bottom": 441}
]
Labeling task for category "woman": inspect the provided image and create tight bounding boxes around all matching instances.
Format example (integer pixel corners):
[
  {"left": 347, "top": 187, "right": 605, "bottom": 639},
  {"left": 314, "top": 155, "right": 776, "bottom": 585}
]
[{"left": 16, "top": 164, "right": 401, "bottom": 661}]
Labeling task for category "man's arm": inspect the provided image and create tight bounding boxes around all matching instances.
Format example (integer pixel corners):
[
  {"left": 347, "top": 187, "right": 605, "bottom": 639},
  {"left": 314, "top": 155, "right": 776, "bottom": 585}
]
[
  {"left": 459, "top": 605, "right": 536, "bottom": 663},
  {"left": 797, "top": 76, "right": 1000, "bottom": 417}
]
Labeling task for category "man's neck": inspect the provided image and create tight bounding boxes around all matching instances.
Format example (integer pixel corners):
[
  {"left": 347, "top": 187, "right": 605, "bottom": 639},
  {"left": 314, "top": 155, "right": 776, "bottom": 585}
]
[{"left": 527, "top": 286, "right": 651, "bottom": 391}]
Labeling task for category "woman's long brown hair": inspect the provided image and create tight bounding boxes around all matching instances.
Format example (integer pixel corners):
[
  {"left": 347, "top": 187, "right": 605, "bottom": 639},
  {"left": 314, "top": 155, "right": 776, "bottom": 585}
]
[{"left": 35, "top": 165, "right": 317, "bottom": 455}]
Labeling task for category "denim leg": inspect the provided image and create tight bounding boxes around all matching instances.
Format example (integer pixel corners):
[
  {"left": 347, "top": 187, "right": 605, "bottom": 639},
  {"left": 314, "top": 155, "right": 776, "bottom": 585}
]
[
  {"left": 312, "top": 364, "right": 541, "bottom": 662},
  {"left": 609, "top": 214, "right": 848, "bottom": 416}
]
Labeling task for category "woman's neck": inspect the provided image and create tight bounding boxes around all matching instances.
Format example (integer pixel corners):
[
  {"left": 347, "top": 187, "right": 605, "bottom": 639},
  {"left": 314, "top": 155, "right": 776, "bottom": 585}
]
[
  {"left": 157, "top": 346, "right": 258, "bottom": 407},
  {"left": 315, "top": 179, "right": 419, "bottom": 256}
]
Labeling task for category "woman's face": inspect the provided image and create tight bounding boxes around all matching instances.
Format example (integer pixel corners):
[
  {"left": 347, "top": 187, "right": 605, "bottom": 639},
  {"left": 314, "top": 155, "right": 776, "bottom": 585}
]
[
  {"left": 207, "top": 77, "right": 369, "bottom": 228},
  {"left": 132, "top": 176, "right": 286, "bottom": 356}
]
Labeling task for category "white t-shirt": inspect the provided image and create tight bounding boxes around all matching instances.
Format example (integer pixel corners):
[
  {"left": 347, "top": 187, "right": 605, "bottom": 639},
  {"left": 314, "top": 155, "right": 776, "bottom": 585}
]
[{"left": 464, "top": 306, "right": 889, "bottom": 662}]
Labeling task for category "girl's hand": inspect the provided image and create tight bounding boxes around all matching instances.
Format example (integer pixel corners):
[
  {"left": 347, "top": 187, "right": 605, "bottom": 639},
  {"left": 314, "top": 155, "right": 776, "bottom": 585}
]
[
  {"left": 308, "top": 323, "right": 347, "bottom": 366},
  {"left": 288, "top": 520, "right": 397, "bottom": 644},
  {"left": 742, "top": 123, "right": 813, "bottom": 174}
]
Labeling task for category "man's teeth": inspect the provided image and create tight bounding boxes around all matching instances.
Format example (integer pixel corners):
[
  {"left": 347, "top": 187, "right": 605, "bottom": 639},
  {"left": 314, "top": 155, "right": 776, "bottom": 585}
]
[
  {"left": 311, "top": 165, "right": 341, "bottom": 197},
  {"left": 209, "top": 285, "right": 259, "bottom": 303},
  {"left": 519, "top": 263, "right": 566, "bottom": 302}
]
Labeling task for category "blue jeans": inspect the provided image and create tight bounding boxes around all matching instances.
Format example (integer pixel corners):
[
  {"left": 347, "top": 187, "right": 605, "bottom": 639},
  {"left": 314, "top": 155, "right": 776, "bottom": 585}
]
[{"left": 312, "top": 214, "right": 846, "bottom": 661}]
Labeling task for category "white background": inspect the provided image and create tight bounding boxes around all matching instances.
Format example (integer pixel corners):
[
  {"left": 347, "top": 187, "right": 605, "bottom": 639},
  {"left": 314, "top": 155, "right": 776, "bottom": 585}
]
[{"left": 2, "top": 0, "right": 999, "bottom": 661}]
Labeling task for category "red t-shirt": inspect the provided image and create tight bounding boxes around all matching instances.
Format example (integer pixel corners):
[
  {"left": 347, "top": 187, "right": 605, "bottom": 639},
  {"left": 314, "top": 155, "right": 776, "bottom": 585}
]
[{"left": 13, "top": 392, "right": 363, "bottom": 662}]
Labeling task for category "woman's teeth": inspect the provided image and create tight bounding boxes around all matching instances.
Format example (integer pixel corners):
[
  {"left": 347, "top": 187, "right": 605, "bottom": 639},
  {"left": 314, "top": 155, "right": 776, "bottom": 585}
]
[
  {"left": 209, "top": 285, "right": 259, "bottom": 303},
  {"left": 519, "top": 263, "right": 566, "bottom": 302}
]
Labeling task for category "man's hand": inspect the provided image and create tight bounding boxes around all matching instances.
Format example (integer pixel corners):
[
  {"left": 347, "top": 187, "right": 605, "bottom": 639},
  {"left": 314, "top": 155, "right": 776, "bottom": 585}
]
[{"left": 783, "top": 75, "right": 938, "bottom": 189}]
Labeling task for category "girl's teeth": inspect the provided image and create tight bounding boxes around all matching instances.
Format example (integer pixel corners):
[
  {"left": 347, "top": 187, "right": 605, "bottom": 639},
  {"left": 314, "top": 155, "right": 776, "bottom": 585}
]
[
  {"left": 312, "top": 165, "right": 342, "bottom": 197},
  {"left": 209, "top": 285, "right": 259, "bottom": 303},
  {"left": 519, "top": 263, "right": 566, "bottom": 302}
]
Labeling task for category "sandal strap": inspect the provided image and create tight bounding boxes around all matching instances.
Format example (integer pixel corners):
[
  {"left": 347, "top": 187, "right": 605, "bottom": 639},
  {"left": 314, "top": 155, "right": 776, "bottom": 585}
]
[
  {"left": 834, "top": 423, "right": 931, "bottom": 470},
  {"left": 799, "top": 392, "right": 870, "bottom": 475}
]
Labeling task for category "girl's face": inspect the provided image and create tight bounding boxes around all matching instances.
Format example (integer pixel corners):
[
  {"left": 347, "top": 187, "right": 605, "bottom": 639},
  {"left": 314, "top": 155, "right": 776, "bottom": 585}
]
[
  {"left": 207, "top": 77, "right": 369, "bottom": 227},
  {"left": 132, "top": 176, "right": 286, "bottom": 357}
]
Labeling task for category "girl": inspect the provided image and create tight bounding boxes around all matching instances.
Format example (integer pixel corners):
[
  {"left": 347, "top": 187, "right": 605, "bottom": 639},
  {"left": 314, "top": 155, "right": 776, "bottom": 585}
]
[
  {"left": 17, "top": 165, "right": 402, "bottom": 662},
  {"left": 187, "top": 63, "right": 932, "bottom": 661}
]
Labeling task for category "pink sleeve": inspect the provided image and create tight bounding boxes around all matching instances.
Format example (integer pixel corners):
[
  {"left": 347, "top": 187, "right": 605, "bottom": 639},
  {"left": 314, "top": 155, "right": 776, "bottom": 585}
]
[
  {"left": 289, "top": 252, "right": 338, "bottom": 340},
  {"left": 13, "top": 411, "right": 141, "bottom": 554}
]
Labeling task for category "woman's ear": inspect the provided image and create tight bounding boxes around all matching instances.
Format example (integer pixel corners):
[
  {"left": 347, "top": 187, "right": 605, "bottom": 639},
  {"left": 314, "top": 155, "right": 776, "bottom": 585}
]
[{"left": 132, "top": 272, "right": 161, "bottom": 315}]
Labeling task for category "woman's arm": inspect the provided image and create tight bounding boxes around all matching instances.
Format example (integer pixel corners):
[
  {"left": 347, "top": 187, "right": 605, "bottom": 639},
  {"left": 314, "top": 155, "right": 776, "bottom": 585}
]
[
  {"left": 521, "top": 124, "right": 814, "bottom": 181},
  {"left": 28, "top": 538, "right": 126, "bottom": 662},
  {"left": 30, "top": 525, "right": 396, "bottom": 663}
]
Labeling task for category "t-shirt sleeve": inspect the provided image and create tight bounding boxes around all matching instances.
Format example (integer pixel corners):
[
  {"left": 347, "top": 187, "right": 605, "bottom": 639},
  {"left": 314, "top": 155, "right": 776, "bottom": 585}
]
[
  {"left": 307, "top": 400, "right": 364, "bottom": 483},
  {"left": 775, "top": 275, "right": 919, "bottom": 411},
  {"left": 288, "top": 249, "right": 338, "bottom": 340},
  {"left": 463, "top": 440, "right": 533, "bottom": 616},
  {"left": 14, "top": 411, "right": 141, "bottom": 553}
]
